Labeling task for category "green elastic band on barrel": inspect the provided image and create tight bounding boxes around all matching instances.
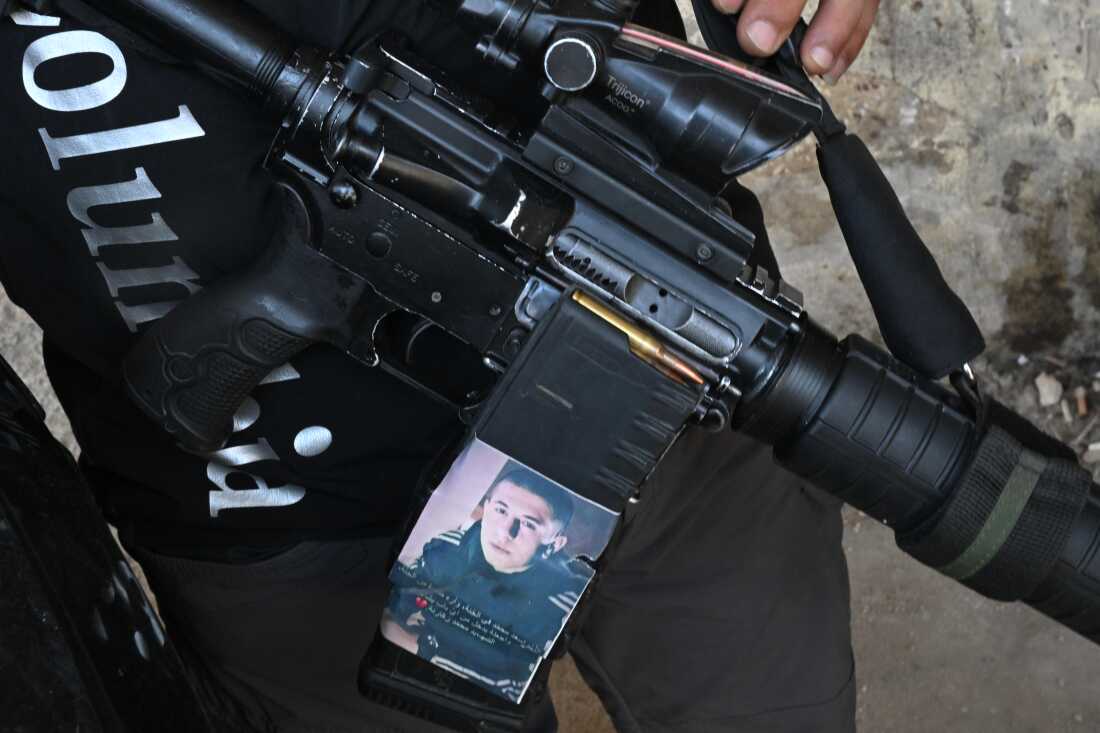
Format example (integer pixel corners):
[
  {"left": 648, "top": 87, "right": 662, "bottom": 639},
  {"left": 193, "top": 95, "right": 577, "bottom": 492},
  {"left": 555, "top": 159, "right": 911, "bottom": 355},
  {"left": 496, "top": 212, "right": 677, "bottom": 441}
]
[{"left": 937, "top": 449, "right": 1047, "bottom": 581}]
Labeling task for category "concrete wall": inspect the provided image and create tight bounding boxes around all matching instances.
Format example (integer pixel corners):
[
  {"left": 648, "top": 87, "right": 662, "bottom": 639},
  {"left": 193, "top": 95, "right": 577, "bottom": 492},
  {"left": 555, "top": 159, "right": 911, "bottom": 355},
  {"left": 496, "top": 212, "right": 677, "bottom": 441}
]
[
  {"left": 3, "top": 0, "right": 1100, "bottom": 730},
  {"left": 744, "top": 1, "right": 1100, "bottom": 356}
]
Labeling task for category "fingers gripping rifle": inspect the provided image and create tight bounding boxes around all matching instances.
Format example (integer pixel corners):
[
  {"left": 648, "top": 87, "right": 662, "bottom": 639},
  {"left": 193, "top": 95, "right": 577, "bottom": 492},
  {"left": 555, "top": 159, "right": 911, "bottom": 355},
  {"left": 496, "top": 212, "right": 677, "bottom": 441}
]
[{"left": 85, "top": 0, "right": 1100, "bottom": 665}]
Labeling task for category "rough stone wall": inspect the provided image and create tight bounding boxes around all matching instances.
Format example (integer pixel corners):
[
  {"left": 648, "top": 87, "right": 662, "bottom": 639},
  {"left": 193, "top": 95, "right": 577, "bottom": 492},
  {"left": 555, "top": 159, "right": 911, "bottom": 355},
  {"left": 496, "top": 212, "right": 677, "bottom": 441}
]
[{"left": 741, "top": 0, "right": 1100, "bottom": 360}]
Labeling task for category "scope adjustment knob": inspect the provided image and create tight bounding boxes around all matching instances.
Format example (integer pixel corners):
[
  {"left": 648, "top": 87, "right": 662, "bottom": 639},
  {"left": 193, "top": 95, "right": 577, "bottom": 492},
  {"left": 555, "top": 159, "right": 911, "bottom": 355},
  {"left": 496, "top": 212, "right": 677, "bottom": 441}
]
[{"left": 544, "top": 37, "right": 600, "bottom": 92}]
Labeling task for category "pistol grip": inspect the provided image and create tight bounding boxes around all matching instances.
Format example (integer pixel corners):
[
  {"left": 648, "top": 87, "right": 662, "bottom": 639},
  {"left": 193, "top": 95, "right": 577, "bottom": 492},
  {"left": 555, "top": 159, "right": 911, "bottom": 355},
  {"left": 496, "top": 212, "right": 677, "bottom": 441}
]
[
  {"left": 123, "top": 185, "right": 370, "bottom": 452},
  {"left": 123, "top": 299, "right": 312, "bottom": 453}
]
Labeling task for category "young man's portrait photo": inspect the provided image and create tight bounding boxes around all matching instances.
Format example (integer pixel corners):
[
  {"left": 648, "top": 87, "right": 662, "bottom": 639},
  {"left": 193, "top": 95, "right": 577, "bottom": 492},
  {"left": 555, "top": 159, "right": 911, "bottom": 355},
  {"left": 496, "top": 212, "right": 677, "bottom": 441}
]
[{"left": 381, "top": 440, "right": 618, "bottom": 702}]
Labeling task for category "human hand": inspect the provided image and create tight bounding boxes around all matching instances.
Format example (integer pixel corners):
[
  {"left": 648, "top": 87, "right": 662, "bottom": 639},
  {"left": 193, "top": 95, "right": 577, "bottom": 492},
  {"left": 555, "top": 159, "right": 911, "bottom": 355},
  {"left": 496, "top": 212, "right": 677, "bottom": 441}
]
[{"left": 710, "top": 0, "right": 881, "bottom": 84}]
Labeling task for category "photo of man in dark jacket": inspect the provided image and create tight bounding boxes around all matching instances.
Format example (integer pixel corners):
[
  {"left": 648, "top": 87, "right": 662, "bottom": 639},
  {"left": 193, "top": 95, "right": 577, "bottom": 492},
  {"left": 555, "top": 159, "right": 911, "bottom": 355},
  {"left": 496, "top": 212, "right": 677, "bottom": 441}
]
[{"left": 382, "top": 461, "right": 595, "bottom": 702}]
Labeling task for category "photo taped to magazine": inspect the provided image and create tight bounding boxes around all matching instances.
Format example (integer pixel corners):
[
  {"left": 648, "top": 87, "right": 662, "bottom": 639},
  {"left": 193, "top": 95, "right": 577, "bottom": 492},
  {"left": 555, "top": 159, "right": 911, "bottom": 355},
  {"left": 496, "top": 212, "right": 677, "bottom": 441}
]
[{"left": 381, "top": 438, "right": 620, "bottom": 702}]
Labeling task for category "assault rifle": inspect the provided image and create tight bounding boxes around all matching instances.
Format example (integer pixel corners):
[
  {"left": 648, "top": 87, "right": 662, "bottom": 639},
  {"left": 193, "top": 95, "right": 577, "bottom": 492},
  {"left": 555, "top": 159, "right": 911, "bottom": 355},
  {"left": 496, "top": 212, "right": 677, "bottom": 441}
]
[{"left": 61, "top": 0, "right": 1100, "bottom": 728}]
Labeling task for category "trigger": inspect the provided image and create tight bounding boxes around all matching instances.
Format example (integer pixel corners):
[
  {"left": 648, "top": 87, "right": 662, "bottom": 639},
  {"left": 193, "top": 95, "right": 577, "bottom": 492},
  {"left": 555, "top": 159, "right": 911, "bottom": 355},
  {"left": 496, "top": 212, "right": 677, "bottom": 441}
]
[
  {"left": 403, "top": 317, "right": 437, "bottom": 365},
  {"left": 375, "top": 311, "right": 497, "bottom": 405}
]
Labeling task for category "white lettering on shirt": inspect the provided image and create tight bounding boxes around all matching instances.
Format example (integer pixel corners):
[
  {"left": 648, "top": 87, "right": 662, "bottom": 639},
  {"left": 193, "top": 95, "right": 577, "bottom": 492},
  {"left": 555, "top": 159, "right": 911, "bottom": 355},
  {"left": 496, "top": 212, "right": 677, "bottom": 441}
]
[
  {"left": 22, "top": 30, "right": 126, "bottom": 111},
  {"left": 17, "top": 17, "right": 308, "bottom": 519},
  {"left": 9, "top": 10, "right": 61, "bottom": 27},
  {"left": 39, "top": 105, "right": 204, "bottom": 170},
  {"left": 205, "top": 367, "right": 309, "bottom": 517}
]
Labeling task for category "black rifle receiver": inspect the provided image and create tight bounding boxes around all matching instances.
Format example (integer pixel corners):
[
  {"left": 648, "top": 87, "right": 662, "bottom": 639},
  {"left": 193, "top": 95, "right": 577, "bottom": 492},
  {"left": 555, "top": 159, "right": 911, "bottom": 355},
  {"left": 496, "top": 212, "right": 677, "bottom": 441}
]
[{"left": 107, "top": 0, "right": 828, "bottom": 451}]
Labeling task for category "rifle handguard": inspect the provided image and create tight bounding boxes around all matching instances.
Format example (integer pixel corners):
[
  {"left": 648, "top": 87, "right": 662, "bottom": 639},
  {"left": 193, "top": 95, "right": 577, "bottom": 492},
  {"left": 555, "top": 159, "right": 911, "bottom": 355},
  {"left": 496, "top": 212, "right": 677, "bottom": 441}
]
[
  {"left": 762, "top": 336, "right": 1100, "bottom": 642},
  {"left": 896, "top": 401, "right": 1100, "bottom": 641}
]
